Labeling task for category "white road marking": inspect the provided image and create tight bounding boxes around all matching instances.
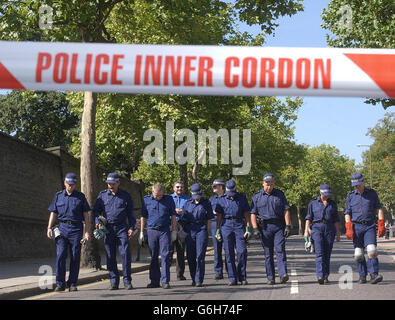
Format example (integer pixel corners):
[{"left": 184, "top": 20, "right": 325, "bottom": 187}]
[
  {"left": 291, "top": 280, "right": 299, "bottom": 294},
  {"left": 290, "top": 269, "right": 298, "bottom": 294}
]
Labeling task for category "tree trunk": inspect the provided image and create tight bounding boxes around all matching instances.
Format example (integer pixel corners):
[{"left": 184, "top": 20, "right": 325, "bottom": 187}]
[
  {"left": 191, "top": 160, "right": 199, "bottom": 184},
  {"left": 297, "top": 206, "right": 304, "bottom": 235},
  {"left": 80, "top": 91, "right": 101, "bottom": 269},
  {"left": 179, "top": 164, "right": 188, "bottom": 191}
]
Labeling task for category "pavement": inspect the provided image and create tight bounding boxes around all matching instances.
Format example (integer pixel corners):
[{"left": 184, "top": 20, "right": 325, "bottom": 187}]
[
  {"left": 0, "top": 236, "right": 394, "bottom": 300},
  {"left": 0, "top": 251, "right": 153, "bottom": 300}
]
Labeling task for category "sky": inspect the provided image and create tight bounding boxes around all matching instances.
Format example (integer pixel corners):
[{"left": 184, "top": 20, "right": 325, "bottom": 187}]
[{"left": 241, "top": 0, "right": 390, "bottom": 165}]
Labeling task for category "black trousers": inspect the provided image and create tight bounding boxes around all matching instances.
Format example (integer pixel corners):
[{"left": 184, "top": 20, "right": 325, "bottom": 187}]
[{"left": 170, "top": 239, "right": 186, "bottom": 277}]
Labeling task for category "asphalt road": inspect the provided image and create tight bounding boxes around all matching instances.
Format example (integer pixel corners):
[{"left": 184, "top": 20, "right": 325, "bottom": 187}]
[{"left": 25, "top": 236, "right": 395, "bottom": 301}]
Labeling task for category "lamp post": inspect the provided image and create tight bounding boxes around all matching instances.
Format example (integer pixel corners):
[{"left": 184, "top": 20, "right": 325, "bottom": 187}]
[{"left": 357, "top": 144, "right": 373, "bottom": 188}]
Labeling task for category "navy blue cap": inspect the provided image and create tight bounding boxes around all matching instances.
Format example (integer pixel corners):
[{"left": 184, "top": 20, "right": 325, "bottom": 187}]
[
  {"left": 191, "top": 183, "right": 203, "bottom": 200},
  {"left": 106, "top": 172, "right": 120, "bottom": 184},
  {"left": 212, "top": 179, "right": 225, "bottom": 187},
  {"left": 263, "top": 173, "right": 274, "bottom": 182},
  {"left": 64, "top": 173, "right": 77, "bottom": 185},
  {"left": 320, "top": 184, "right": 332, "bottom": 196},
  {"left": 225, "top": 179, "right": 237, "bottom": 196},
  {"left": 351, "top": 172, "right": 364, "bottom": 186}
]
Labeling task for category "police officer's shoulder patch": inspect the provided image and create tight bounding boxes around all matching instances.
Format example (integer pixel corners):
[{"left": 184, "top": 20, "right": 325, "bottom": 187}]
[{"left": 100, "top": 189, "right": 107, "bottom": 193}]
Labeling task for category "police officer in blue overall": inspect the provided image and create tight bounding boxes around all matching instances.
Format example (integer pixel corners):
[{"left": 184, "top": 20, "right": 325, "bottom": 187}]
[
  {"left": 140, "top": 183, "right": 178, "bottom": 289},
  {"left": 251, "top": 173, "right": 291, "bottom": 285},
  {"left": 93, "top": 172, "right": 136, "bottom": 290},
  {"left": 47, "top": 173, "right": 91, "bottom": 292},
  {"left": 209, "top": 179, "right": 227, "bottom": 280},
  {"left": 345, "top": 172, "right": 385, "bottom": 284},
  {"left": 170, "top": 181, "right": 190, "bottom": 280},
  {"left": 215, "top": 180, "right": 251, "bottom": 286},
  {"left": 304, "top": 184, "right": 341, "bottom": 284},
  {"left": 181, "top": 183, "right": 215, "bottom": 287}
]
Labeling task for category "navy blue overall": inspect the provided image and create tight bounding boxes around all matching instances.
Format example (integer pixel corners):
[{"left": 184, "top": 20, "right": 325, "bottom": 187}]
[
  {"left": 48, "top": 189, "right": 90, "bottom": 289},
  {"left": 306, "top": 196, "right": 339, "bottom": 279},
  {"left": 345, "top": 188, "right": 381, "bottom": 276},
  {"left": 93, "top": 188, "right": 135, "bottom": 287},
  {"left": 141, "top": 194, "right": 176, "bottom": 284},
  {"left": 215, "top": 193, "right": 250, "bottom": 283}
]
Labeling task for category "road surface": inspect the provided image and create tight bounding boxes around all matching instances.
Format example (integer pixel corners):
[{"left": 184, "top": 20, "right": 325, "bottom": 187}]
[{"left": 25, "top": 236, "right": 395, "bottom": 301}]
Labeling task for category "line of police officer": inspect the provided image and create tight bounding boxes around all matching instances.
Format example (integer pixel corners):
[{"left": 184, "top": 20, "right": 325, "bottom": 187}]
[{"left": 47, "top": 171, "right": 385, "bottom": 292}]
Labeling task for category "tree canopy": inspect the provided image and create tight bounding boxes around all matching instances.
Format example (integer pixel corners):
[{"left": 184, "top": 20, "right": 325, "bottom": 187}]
[
  {"left": 0, "top": 91, "right": 78, "bottom": 149},
  {"left": 321, "top": 0, "right": 395, "bottom": 109},
  {"left": 360, "top": 112, "right": 395, "bottom": 217}
]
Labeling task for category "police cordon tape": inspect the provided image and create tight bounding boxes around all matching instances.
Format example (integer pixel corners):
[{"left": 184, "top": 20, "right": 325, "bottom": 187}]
[{"left": 0, "top": 41, "right": 394, "bottom": 98}]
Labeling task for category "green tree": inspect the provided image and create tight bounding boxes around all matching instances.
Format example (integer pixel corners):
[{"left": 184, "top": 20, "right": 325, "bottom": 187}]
[
  {"left": 0, "top": 91, "right": 78, "bottom": 150},
  {"left": 282, "top": 144, "right": 355, "bottom": 234},
  {"left": 131, "top": 96, "right": 303, "bottom": 197},
  {"left": 321, "top": 0, "right": 395, "bottom": 109},
  {"left": 360, "top": 112, "right": 395, "bottom": 218}
]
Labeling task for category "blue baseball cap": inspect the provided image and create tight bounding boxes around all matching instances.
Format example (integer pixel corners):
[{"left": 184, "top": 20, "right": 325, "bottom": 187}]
[
  {"left": 263, "top": 173, "right": 274, "bottom": 182},
  {"left": 212, "top": 179, "right": 225, "bottom": 187},
  {"left": 64, "top": 173, "right": 77, "bottom": 185},
  {"left": 225, "top": 179, "right": 237, "bottom": 196},
  {"left": 351, "top": 172, "right": 364, "bottom": 186},
  {"left": 320, "top": 184, "right": 332, "bottom": 196},
  {"left": 106, "top": 172, "right": 120, "bottom": 184},
  {"left": 191, "top": 183, "right": 203, "bottom": 200}
]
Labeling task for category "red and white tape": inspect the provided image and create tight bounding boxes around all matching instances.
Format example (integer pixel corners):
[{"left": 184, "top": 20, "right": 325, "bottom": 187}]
[{"left": 0, "top": 41, "right": 394, "bottom": 98}]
